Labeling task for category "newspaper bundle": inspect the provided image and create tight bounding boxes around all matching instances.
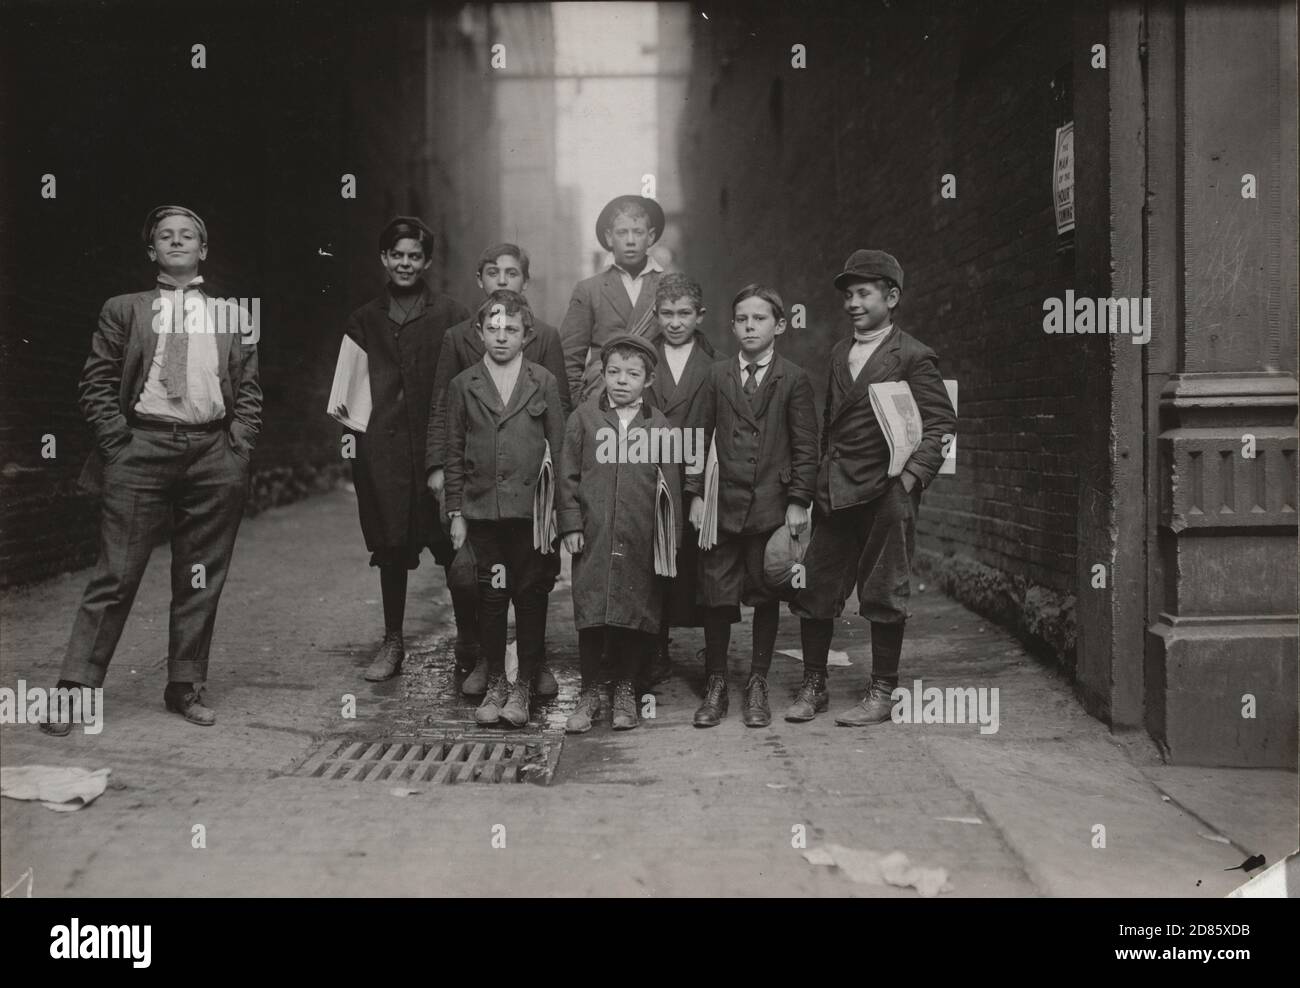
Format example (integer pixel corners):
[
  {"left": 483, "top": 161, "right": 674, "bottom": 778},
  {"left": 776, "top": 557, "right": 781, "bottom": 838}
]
[
  {"left": 868, "top": 381, "right": 924, "bottom": 477},
  {"left": 654, "top": 466, "right": 677, "bottom": 577},
  {"left": 697, "top": 431, "right": 720, "bottom": 550},
  {"left": 326, "top": 335, "right": 372, "bottom": 432},
  {"left": 533, "top": 440, "right": 558, "bottom": 553}
]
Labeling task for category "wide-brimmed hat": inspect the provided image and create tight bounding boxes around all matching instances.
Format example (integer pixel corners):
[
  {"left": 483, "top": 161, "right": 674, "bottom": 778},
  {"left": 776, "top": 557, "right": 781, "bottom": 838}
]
[
  {"left": 595, "top": 195, "right": 665, "bottom": 250},
  {"left": 832, "top": 249, "right": 904, "bottom": 292},
  {"left": 763, "top": 521, "right": 813, "bottom": 600}
]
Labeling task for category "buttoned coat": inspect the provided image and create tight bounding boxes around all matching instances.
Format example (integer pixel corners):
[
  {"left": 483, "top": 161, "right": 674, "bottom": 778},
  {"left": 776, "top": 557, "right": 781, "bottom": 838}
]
[
  {"left": 817, "top": 325, "right": 956, "bottom": 514},
  {"left": 557, "top": 395, "right": 683, "bottom": 633},
  {"left": 685, "top": 352, "right": 819, "bottom": 535},
  {"left": 76, "top": 284, "right": 262, "bottom": 495},
  {"left": 426, "top": 316, "right": 571, "bottom": 472},
  {"left": 442, "top": 359, "right": 565, "bottom": 520},
  {"left": 558, "top": 267, "right": 664, "bottom": 402},
  {"left": 344, "top": 288, "right": 470, "bottom": 553}
]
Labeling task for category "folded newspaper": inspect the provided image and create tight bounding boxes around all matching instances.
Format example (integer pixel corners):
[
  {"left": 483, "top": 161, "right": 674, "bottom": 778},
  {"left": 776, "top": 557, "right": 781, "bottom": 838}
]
[
  {"left": 868, "top": 382, "right": 924, "bottom": 477},
  {"left": 327, "top": 335, "right": 372, "bottom": 432},
  {"left": 533, "top": 440, "right": 558, "bottom": 553},
  {"left": 654, "top": 466, "right": 677, "bottom": 577},
  {"left": 697, "top": 431, "right": 720, "bottom": 550}
]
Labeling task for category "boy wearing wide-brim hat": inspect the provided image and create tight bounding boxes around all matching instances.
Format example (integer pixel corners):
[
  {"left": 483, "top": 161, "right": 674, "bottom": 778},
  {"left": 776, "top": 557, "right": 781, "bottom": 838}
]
[
  {"left": 558, "top": 194, "right": 667, "bottom": 405},
  {"left": 42, "top": 204, "right": 261, "bottom": 733},
  {"left": 558, "top": 333, "right": 682, "bottom": 733},
  {"left": 786, "top": 250, "right": 956, "bottom": 726}
]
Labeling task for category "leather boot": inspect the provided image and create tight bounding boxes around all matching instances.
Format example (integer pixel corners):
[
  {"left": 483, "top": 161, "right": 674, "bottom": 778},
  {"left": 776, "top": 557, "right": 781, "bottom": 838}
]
[
  {"left": 692, "top": 674, "right": 729, "bottom": 727},
  {"left": 533, "top": 662, "right": 559, "bottom": 699},
  {"left": 834, "top": 677, "right": 898, "bottom": 726},
  {"left": 500, "top": 679, "right": 533, "bottom": 727},
  {"left": 611, "top": 680, "right": 639, "bottom": 731},
  {"left": 461, "top": 655, "right": 489, "bottom": 696},
  {"left": 742, "top": 673, "right": 771, "bottom": 728},
  {"left": 784, "top": 670, "right": 829, "bottom": 722},
  {"left": 565, "top": 687, "right": 602, "bottom": 734},
  {"left": 475, "top": 673, "right": 509, "bottom": 725},
  {"left": 163, "top": 683, "right": 216, "bottom": 726},
  {"left": 39, "top": 679, "right": 85, "bottom": 736},
  {"left": 363, "top": 631, "right": 405, "bottom": 682}
]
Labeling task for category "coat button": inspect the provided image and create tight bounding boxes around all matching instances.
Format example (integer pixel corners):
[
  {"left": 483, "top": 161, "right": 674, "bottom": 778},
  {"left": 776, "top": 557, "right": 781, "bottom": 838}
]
[{"left": 749, "top": 456, "right": 756, "bottom": 463}]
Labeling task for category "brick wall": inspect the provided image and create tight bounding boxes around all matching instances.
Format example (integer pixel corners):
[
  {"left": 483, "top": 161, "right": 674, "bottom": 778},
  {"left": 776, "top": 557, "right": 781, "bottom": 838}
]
[
  {"left": 0, "top": 1, "right": 497, "bottom": 587},
  {"left": 680, "top": 0, "right": 1084, "bottom": 628}
]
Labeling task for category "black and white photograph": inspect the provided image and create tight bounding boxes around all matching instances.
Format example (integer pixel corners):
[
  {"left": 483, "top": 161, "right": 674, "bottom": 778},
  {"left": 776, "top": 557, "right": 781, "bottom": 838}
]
[{"left": 0, "top": 0, "right": 1296, "bottom": 947}]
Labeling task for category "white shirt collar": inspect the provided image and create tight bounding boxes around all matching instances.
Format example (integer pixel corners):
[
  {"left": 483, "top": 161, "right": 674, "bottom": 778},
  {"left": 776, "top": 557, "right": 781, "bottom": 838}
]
[
  {"left": 738, "top": 347, "right": 775, "bottom": 371},
  {"left": 611, "top": 255, "right": 664, "bottom": 280}
]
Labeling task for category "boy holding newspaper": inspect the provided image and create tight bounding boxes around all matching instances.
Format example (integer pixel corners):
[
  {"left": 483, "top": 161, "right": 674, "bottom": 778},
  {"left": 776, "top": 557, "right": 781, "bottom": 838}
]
[{"left": 787, "top": 250, "right": 957, "bottom": 726}]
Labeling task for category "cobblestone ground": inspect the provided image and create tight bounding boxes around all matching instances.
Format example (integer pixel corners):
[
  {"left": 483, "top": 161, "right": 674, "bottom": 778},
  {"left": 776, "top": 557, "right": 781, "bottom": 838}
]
[{"left": 1, "top": 491, "right": 1293, "bottom": 897}]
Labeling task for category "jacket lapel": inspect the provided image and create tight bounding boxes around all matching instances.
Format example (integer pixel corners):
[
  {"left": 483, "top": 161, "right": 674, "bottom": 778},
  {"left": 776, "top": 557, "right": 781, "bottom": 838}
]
[
  {"left": 720, "top": 361, "right": 759, "bottom": 427},
  {"left": 467, "top": 368, "right": 505, "bottom": 416},
  {"left": 600, "top": 269, "right": 633, "bottom": 326},
  {"left": 749, "top": 356, "right": 783, "bottom": 421},
  {"left": 627, "top": 270, "right": 659, "bottom": 332},
  {"left": 499, "top": 364, "right": 539, "bottom": 422},
  {"left": 831, "top": 327, "right": 903, "bottom": 426}
]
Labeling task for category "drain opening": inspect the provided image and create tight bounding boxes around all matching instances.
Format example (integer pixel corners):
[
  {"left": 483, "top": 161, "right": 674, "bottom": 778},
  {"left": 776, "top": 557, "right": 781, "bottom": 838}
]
[{"left": 294, "top": 737, "right": 548, "bottom": 784}]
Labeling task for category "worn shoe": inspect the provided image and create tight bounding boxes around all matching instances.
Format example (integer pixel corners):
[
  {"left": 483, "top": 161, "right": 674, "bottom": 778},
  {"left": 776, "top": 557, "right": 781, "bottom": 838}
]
[
  {"left": 39, "top": 679, "right": 84, "bottom": 736},
  {"left": 611, "top": 680, "right": 639, "bottom": 731},
  {"left": 784, "top": 670, "right": 829, "bottom": 722},
  {"left": 363, "top": 631, "right": 405, "bottom": 682},
  {"left": 461, "top": 655, "right": 489, "bottom": 696},
  {"left": 834, "top": 678, "right": 898, "bottom": 726},
  {"left": 500, "top": 680, "right": 533, "bottom": 728},
  {"left": 565, "top": 687, "right": 603, "bottom": 734},
  {"left": 453, "top": 639, "right": 480, "bottom": 677},
  {"left": 533, "top": 663, "right": 559, "bottom": 699},
  {"left": 693, "top": 675, "right": 729, "bottom": 727},
  {"left": 742, "top": 673, "right": 772, "bottom": 728},
  {"left": 475, "top": 673, "right": 509, "bottom": 725},
  {"left": 163, "top": 683, "right": 216, "bottom": 726}
]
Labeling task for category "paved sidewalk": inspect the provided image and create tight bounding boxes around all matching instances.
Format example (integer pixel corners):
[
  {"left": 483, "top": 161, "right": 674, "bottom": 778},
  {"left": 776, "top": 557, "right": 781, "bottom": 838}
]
[{"left": 1, "top": 490, "right": 1293, "bottom": 897}]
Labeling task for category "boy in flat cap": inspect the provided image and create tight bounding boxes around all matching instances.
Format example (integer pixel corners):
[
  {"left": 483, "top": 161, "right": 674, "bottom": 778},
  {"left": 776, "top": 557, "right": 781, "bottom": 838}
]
[
  {"left": 558, "top": 333, "right": 682, "bottom": 734},
  {"left": 344, "top": 216, "right": 470, "bottom": 683},
  {"left": 787, "top": 250, "right": 956, "bottom": 725},
  {"left": 42, "top": 205, "right": 261, "bottom": 733},
  {"left": 426, "top": 241, "right": 570, "bottom": 697},
  {"left": 558, "top": 195, "right": 666, "bottom": 405},
  {"left": 685, "top": 285, "right": 819, "bottom": 728},
  {"left": 443, "top": 291, "right": 565, "bottom": 727},
  {"left": 641, "top": 273, "right": 717, "bottom": 686}
]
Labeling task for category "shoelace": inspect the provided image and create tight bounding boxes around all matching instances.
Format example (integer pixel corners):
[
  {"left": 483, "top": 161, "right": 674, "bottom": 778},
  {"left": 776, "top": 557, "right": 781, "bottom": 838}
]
[
  {"left": 794, "top": 676, "right": 824, "bottom": 702},
  {"left": 613, "top": 683, "right": 636, "bottom": 709},
  {"left": 748, "top": 677, "right": 769, "bottom": 702},
  {"left": 706, "top": 677, "right": 727, "bottom": 703}
]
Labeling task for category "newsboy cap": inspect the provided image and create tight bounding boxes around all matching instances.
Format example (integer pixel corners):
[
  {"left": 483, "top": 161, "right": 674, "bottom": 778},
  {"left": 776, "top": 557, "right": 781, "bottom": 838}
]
[
  {"left": 601, "top": 333, "right": 658, "bottom": 370},
  {"left": 763, "top": 521, "right": 813, "bottom": 601},
  {"left": 832, "top": 249, "right": 904, "bottom": 292},
  {"left": 595, "top": 195, "right": 665, "bottom": 250},
  {"left": 378, "top": 215, "right": 436, "bottom": 252},
  {"left": 447, "top": 541, "right": 479, "bottom": 599},
  {"left": 142, "top": 205, "right": 208, "bottom": 246}
]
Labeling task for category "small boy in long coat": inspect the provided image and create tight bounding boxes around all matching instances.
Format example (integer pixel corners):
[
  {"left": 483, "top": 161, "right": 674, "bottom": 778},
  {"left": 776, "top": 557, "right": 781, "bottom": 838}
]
[
  {"left": 642, "top": 273, "right": 716, "bottom": 686},
  {"left": 344, "top": 217, "right": 470, "bottom": 682},
  {"left": 443, "top": 290, "right": 565, "bottom": 727},
  {"left": 558, "top": 334, "right": 682, "bottom": 733}
]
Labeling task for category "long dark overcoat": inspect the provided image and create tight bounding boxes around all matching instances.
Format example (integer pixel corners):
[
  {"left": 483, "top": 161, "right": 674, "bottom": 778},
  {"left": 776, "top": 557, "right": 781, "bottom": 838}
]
[
  {"left": 344, "top": 286, "right": 470, "bottom": 556},
  {"left": 557, "top": 394, "right": 683, "bottom": 633},
  {"left": 644, "top": 330, "right": 716, "bottom": 627}
]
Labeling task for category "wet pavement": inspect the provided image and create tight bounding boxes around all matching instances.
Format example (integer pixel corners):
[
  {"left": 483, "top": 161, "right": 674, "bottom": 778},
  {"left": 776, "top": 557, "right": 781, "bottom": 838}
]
[{"left": 1, "top": 489, "right": 1294, "bottom": 897}]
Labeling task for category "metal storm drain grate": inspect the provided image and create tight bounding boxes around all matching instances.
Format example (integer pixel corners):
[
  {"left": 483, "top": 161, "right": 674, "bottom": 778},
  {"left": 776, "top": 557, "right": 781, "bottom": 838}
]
[{"left": 294, "top": 736, "right": 551, "bottom": 784}]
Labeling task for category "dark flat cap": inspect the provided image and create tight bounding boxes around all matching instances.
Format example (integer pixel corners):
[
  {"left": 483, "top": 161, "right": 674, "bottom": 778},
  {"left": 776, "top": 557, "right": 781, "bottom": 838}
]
[
  {"left": 595, "top": 195, "right": 665, "bottom": 250},
  {"left": 601, "top": 333, "right": 658, "bottom": 370},
  {"left": 142, "top": 205, "right": 208, "bottom": 246},
  {"left": 447, "top": 541, "right": 479, "bottom": 599},
  {"left": 379, "top": 215, "right": 436, "bottom": 251},
  {"left": 763, "top": 522, "right": 812, "bottom": 600},
  {"left": 833, "top": 249, "right": 904, "bottom": 292}
]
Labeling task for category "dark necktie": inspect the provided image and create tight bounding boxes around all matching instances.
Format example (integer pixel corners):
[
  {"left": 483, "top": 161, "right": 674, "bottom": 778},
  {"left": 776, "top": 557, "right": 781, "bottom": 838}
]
[
  {"left": 159, "top": 281, "right": 202, "bottom": 399},
  {"left": 743, "top": 362, "right": 759, "bottom": 399}
]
